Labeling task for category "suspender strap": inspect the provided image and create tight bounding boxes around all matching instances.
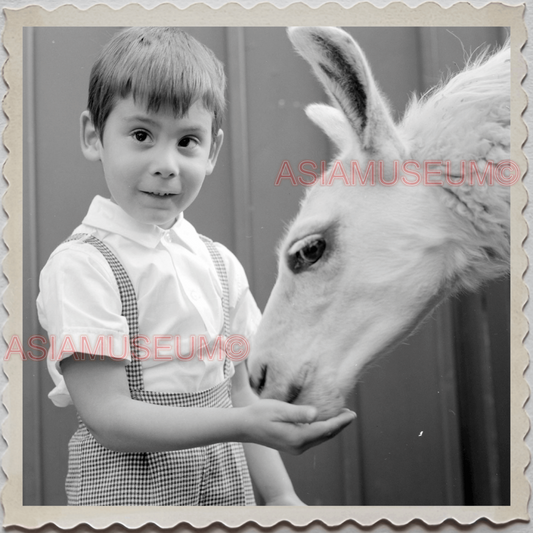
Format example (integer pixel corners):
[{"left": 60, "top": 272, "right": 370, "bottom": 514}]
[
  {"left": 65, "top": 232, "right": 231, "bottom": 393},
  {"left": 65, "top": 233, "right": 144, "bottom": 391},
  {"left": 199, "top": 236, "right": 230, "bottom": 339}
]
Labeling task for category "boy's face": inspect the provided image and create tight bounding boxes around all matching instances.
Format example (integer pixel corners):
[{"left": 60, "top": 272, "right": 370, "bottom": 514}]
[{"left": 82, "top": 96, "right": 223, "bottom": 229}]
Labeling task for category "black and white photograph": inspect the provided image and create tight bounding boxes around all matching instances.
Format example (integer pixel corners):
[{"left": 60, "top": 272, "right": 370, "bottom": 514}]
[{"left": 1, "top": 1, "right": 529, "bottom": 530}]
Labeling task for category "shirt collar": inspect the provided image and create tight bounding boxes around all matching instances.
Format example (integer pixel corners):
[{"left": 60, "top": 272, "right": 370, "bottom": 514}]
[{"left": 82, "top": 196, "right": 183, "bottom": 248}]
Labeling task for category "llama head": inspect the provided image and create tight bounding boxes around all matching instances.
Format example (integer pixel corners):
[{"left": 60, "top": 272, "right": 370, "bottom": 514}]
[{"left": 248, "top": 27, "right": 510, "bottom": 420}]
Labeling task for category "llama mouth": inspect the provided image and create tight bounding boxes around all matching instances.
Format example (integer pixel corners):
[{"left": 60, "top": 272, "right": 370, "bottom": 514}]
[
  {"left": 286, "top": 365, "right": 314, "bottom": 404},
  {"left": 286, "top": 382, "right": 303, "bottom": 404}
]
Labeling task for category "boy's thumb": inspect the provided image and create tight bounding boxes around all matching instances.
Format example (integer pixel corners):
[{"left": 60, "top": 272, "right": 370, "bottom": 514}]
[{"left": 283, "top": 404, "right": 318, "bottom": 424}]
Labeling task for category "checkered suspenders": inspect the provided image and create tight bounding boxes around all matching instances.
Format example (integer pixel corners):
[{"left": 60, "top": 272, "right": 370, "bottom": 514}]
[
  {"left": 199, "top": 236, "right": 231, "bottom": 339},
  {"left": 65, "top": 233, "right": 230, "bottom": 393}
]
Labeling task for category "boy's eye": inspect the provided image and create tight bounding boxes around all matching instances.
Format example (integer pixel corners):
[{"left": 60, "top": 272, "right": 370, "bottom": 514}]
[
  {"left": 178, "top": 136, "right": 199, "bottom": 149},
  {"left": 132, "top": 130, "right": 150, "bottom": 143}
]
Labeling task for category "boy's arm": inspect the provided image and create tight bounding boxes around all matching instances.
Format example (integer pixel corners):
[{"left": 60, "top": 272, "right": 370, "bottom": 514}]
[
  {"left": 61, "top": 355, "right": 355, "bottom": 455},
  {"left": 231, "top": 361, "right": 355, "bottom": 505}
]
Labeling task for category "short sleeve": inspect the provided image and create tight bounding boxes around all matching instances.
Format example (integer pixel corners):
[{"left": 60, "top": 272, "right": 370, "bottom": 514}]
[{"left": 37, "top": 242, "right": 131, "bottom": 406}]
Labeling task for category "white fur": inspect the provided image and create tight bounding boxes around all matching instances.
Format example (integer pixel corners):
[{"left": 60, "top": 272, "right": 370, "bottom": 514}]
[{"left": 248, "top": 28, "right": 511, "bottom": 420}]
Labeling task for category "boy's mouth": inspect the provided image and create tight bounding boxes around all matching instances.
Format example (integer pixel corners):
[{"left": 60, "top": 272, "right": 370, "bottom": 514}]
[{"left": 142, "top": 191, "right": 177, "bottom": 198}]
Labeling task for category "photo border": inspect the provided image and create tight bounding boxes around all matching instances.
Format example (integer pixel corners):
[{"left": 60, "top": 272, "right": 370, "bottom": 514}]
[{"left": 2, "top": 2, "right": 529, "bottom": 529}]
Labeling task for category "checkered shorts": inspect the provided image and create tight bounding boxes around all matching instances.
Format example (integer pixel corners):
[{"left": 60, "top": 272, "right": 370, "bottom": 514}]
[{"left": 63, "top": 234, "right": 255, "bottom": 506}]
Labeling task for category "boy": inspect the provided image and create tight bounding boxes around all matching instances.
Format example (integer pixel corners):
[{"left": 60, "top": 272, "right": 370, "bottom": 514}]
[{"left": 37, "top": 27, "right": 354, "bottom": 506}]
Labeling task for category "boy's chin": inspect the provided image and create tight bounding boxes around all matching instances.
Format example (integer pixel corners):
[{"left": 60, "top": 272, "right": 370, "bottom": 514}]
[
  {"left": 132, "top": 211, "right": 178, "bottom": 229},
  {"left": 156, "top": 218, "right": 178, "bottom": 229},
  {"left": 145, "top": 213, "right": 178, "bottom": 229},
  {"left": 137, "top": 207, "right": 180, "bottom": 228}
]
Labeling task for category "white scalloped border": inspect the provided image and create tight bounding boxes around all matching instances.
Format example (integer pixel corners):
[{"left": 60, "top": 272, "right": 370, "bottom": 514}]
[{"left": 1, "top": 2, "right": 529, "bottom": 529}]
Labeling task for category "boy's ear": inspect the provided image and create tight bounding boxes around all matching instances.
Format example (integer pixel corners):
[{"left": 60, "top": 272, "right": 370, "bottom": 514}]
[
  {"left": 80, "top": 110, "right": 102, "bottom": 162},
  {"left": 205, "top": 129, "right": 224, "bottom": 176}
]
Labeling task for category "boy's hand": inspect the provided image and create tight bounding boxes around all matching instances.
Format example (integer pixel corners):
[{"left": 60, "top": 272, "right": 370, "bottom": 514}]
[
  {"left": 265, "top": 492, "right": 306, "bottom": 506},
  {"left": 241, "top": 399, "right": 356, "bottom": 455}
]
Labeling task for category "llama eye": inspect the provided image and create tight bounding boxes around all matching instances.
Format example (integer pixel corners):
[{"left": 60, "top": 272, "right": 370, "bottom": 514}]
[{"left": 287, "top": 235, "right": 326, "bottom": 273}]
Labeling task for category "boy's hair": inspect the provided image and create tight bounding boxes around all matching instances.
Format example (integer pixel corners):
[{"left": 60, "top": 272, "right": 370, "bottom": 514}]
[{"left": 88, "top": 27, "right": 226, "bottom": 139}]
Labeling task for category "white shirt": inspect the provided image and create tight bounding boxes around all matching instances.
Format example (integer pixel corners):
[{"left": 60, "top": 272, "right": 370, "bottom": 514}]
[{"left": 37, "top": 196, "right": 261, "bottom": 407}]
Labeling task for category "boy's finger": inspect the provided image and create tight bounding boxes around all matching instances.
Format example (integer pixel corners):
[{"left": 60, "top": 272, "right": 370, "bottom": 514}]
[
  {"left": 280, "top": 408, "right": 356, "bottom": 454},
  {"left": 331, "top": 408, "right": 357, "bottom": 424},
  {"left": 326, "top": 409, "right": 357, "bottom": 434},
  {"left": 305, "top": 409, "right": 356, "bottom": 440}
]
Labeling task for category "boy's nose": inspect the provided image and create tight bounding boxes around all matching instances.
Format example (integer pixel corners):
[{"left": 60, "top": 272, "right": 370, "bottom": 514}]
[{"left": 152, "top": 148, "right": 180, "bottom": 178}]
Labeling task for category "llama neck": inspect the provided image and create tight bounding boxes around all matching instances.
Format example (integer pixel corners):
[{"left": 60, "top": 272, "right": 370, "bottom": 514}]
[{"left": 438, "top": 182, "right": 510, "bottom": 293}]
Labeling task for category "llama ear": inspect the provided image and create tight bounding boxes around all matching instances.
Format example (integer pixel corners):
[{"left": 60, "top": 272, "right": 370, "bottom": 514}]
[
  {"left": 305, "top": 104, "right": 354, "bottom": 154},
  {"left": 288, "top": 26, "right": 400, "bottom": 153}
]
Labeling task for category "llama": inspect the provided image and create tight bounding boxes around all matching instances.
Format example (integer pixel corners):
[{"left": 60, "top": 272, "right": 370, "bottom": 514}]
[{"left": 248, "top": 27, "right": 511, "bottom": 420}]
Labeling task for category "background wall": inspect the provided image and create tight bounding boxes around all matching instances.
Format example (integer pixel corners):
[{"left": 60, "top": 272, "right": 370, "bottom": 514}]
[{"left": 23, "top": 26, "right": 508, "bottom": 506}]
